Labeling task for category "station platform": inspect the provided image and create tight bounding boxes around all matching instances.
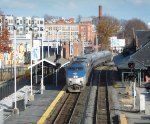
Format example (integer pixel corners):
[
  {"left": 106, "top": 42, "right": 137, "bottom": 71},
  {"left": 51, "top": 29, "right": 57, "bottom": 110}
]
[
  {"left": 111, "top": 81, "right": 150, "bottom": 124},
  {"left": 4, "top": 84, "right": 65, "bottom": 124},
  {"left": 126, "top": 87, "right": 150, "bottom": 124}
]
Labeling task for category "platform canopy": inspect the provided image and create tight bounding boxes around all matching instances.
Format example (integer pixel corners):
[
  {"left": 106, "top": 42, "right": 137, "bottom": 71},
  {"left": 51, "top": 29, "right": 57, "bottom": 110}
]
[{"left": 28, "top": 55, "right": 70, "bottom": 69}]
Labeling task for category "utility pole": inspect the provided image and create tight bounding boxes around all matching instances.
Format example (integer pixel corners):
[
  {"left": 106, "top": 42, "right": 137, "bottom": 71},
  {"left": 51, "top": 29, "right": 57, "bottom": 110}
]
[{"left": 96, "top": 34, "right": 98, "bottom": 52}]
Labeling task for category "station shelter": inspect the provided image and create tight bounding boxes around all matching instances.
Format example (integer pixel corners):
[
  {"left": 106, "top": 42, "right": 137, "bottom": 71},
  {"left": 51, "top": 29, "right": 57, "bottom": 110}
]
[{"left": 28, "top": 55, "right": 70, "bottom": 86}]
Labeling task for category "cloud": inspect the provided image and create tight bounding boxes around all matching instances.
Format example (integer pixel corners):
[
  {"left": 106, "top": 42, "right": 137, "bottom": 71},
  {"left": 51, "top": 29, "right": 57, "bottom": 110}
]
[
  {"left": 1, "top": 0, "right": 36, "bottom": 9},
  {"left": 126, "top": 0, "right": 150, "bottom": 5},
  {"left": 51, "top": 0, "right": 78, "bottom": 10}
]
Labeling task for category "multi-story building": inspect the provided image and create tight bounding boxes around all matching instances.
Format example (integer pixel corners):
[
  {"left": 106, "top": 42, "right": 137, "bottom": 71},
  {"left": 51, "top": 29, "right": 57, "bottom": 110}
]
[
  {"left": 0, "top": 15, "right": 5, "bottom": 31},
  {"left": 45, "top": 19, "right": 79, "bottom": 42},
  {"left": 1, "top": 14, "right": 97, "bottom": 63},
  {"left": 79, "top": 21, "right": 93, "bottom": 43},
  {"left": 4, "top": 15, "right": 44, "bottom": 39},
  {"left": 45, "top": 18, "right": 96, "bottom": 58}
]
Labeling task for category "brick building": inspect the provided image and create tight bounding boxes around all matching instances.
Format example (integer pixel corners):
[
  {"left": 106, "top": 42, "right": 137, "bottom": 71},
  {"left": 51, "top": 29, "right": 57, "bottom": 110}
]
[{"left": 45, "top": 18, "right": 95, "bottom": 59}]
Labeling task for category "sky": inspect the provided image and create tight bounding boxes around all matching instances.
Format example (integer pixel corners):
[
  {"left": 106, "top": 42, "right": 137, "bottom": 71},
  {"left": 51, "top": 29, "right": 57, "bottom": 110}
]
[{"left": 0, "top": 0, "right": 150, "bottom": 23}]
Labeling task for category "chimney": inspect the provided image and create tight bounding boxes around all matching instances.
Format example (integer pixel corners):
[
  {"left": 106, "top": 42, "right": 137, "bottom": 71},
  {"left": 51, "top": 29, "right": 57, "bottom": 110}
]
[{"left": 99, "top": 5, "right": 102, "bottom": 19}]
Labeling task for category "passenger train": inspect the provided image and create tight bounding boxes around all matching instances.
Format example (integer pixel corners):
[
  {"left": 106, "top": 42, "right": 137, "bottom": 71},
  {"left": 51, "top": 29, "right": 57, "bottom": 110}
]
[{"left": 66, "top": 51, "right": 112, "bottom": 92}]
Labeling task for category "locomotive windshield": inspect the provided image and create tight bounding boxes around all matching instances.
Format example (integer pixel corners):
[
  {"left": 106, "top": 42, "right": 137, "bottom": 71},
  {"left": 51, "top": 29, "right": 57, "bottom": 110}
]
[{"left": 68, "top": 67, "right": 83, "bottom": 70}]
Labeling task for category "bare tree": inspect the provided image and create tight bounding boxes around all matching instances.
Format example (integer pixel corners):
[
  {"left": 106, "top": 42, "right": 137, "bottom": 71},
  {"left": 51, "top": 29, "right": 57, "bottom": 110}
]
[
  {"left": 77, "top": 15, "right": 82, "bottom": 23},
  {"left": 96, "top": 16, "right": 120, "bottom": 49},
  {"left": 44, "top": 14, "right": 62, "bottom": 22},
  {"left": 44, "top": 14, "right": 53, "bottom": 22},
  {"left": 0, "top": 9, "right": 4, "bottom": 15},
  {"left": 123, "top": 18, "right": 148, "bottom": 44}
]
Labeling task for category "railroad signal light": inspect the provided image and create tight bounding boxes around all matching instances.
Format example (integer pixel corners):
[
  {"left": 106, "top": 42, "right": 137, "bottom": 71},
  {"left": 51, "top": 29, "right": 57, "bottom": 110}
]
[
  {"left": 128, "top": 74, "right": 136, "bottom": 81},
  {"left": 128, "top": 62, "right": 135, "bottom": 69}
]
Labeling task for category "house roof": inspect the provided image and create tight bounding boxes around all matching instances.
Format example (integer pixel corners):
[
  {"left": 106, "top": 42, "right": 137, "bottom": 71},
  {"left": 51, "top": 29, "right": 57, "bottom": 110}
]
[
  {"left": 114, "top": 30, "right": 150, "bottom": 70},
  {"left": 113, "top": 54, "right": 147, "bottom": 70},
  {"left": 28, "top": 55, "right": 70, "bottom": 69},
  {"left": 135, "top": 30, "right": 150, "bottom": 47},
  {"left": 131, "top": 40, "right": 150, "bottom": 66}
]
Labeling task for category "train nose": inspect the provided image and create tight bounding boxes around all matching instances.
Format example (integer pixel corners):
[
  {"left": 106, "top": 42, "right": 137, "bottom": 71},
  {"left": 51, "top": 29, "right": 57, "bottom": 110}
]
[{"left": 73, "top": 84, "right": 79, "bottom": 90}]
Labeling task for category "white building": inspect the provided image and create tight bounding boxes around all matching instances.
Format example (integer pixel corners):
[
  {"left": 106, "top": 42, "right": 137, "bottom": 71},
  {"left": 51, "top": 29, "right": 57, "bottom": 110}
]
[
  {"left": 4, "top": 15, "right": 44, "bottom": 39},
  {"left": 148, "top": 22, "right": 150, "bottom": 29},
  {"left": 110, "top": 36, "right": 125, "bottom": 53}
]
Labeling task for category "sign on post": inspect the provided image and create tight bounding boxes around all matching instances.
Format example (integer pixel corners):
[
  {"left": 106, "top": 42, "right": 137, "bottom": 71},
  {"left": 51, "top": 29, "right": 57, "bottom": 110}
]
[
  {"left": 70, "top": 42, "right": 73, "bottom": 56},
  {"left": 140, "top": 94, "right": 145, "bottom": 111},
  {"left": 31, "top": 47, "right": 40, "bottom": 60}
]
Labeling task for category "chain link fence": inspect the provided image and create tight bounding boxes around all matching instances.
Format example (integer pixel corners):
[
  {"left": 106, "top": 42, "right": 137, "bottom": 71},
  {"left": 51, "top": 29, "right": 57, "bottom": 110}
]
[{"left": 0, "top": 67, "right": 28, "bottom": 81}]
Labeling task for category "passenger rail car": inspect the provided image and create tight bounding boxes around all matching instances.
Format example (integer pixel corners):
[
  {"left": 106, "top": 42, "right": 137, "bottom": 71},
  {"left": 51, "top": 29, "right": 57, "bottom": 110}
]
[{"left": 66, "top": 51, "right": 112, "bottom": 92}]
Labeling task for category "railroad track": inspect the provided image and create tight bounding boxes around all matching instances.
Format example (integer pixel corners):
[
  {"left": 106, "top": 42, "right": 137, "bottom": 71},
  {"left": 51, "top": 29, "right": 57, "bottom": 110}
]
[
  {"left": 68, "top": 86, "right": 91, "bottom": 124},
  {"left": 51, "top": 93, "right": 80, "bottom": 124},
  {"left": 46, "top": 64, "right": 114, "bottom": 124},
  {"left": 96, "top": 65, "right": 112, "bottom": 124},
  {"left": 46, "top": 74, "right": 94, "bottom": 124}
]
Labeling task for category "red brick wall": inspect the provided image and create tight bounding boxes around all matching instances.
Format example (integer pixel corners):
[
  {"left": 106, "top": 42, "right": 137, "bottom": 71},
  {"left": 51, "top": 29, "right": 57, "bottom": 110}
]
[
  {"left": 79, "top": 22, "right": 96, "bottom": 46},
  {"left": 99, "top": 5, "right": 102, "bottom": 19},
  {"left": 73, "top": 42, "right": 82, "bottom": 57},
  {"left": 62, "top": 41, "right": 82, "bottom": 59}
]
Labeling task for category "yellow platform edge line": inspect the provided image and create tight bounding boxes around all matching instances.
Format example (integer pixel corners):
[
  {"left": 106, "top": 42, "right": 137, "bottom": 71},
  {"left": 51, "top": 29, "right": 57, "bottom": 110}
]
[
  {"left": 120, "top": 113, "right": 128, "bottom": 124},
  {"left": 37, "top": 87, "right": 66, "bottom": 124}
]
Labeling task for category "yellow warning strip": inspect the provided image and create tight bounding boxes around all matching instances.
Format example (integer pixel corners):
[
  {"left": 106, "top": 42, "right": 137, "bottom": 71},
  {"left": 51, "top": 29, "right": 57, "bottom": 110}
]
[
  {"left": 120, "top": 113, "right": 128, "bottom": 124},
  {"left": 37, "top": 88, "right": 65, "bottom": 124}
]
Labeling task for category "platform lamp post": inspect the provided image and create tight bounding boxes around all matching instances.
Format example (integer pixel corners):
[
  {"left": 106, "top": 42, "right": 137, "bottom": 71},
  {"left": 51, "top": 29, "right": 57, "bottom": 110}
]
[
  {"left": 75, "top": 34, "right": 79, "bottom": 56},
  {"left": 48, "top": 31, "right": 50, "bottom": 57},
  {"left": 55, "top": 29, "right": 61, "bottom": 87},
  {"left": 13, "top": 25, "right": 19, "bottom": 114},
  {"left": 27, "top": 23, "right": 38, "bottom": 100},
  {"left": 40, "top": 28, "right": 46, "bottom": 94},
  {"left": 45, "top": 29, "right": 50, "bottom": 57},
  {"left": 82, "top": 41, "right": 84, "bottom": 55},
  {"left": 96, "top": 34, "right": 98, "bottom": 52}
]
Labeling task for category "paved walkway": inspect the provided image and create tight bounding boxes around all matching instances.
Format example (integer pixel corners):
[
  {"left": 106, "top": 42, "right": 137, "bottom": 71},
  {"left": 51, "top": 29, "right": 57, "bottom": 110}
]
[
  {"left": 4, "top": 84, "right": 64, "bottom": 124},
  {"left": 126, "top": 87, "right": 150, "bottom": 124},
  {"left": 111, "top": 84, "right": 150, "bottom": 124}
]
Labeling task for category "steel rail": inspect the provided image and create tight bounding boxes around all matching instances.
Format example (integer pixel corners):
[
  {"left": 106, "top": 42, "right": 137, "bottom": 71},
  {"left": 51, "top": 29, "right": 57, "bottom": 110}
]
[{"left": 52, "top": 93, "right": 80, "bottom": 124}]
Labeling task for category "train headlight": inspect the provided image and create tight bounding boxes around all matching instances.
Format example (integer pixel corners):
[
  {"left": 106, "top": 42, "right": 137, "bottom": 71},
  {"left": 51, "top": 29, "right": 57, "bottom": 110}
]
[{"left": 73, "top": 75, "right": 78, "bottom": 79}]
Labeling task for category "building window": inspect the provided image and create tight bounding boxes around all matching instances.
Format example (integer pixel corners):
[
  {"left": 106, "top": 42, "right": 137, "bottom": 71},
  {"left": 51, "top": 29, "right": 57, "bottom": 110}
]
[
  {"left": 40, "top": 21, "right": 43, "bottom": 24},
  {"left": 40, "top": 27, "right": 43, "bottom": 31},
  {"left": 11, "top": 19, "right": 13, "bottom": 24}
]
